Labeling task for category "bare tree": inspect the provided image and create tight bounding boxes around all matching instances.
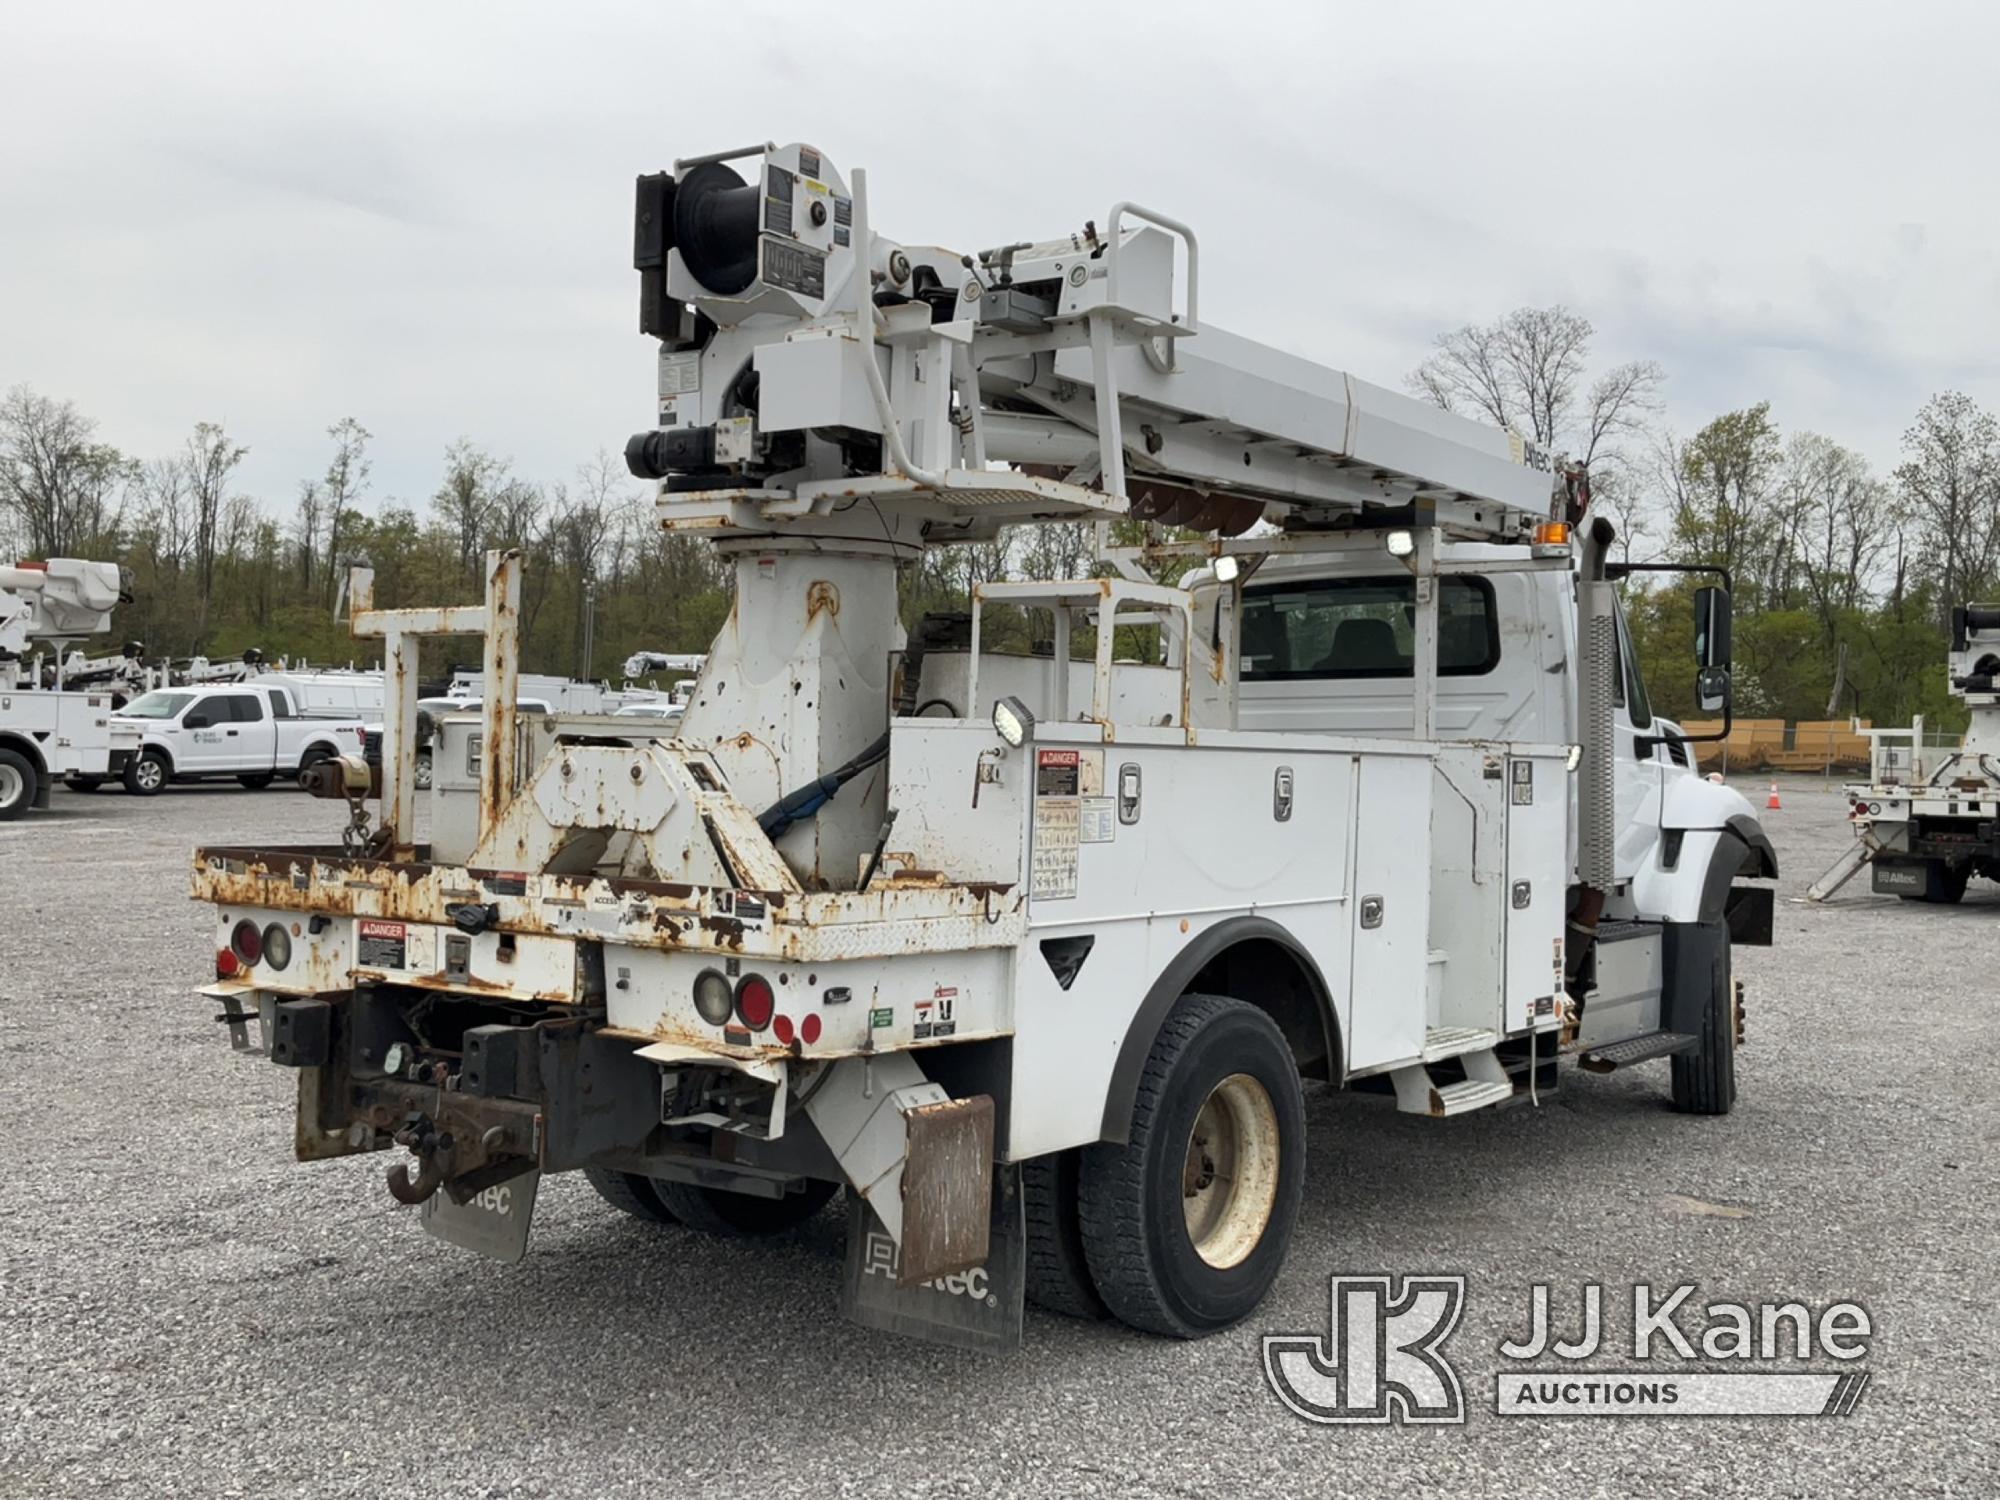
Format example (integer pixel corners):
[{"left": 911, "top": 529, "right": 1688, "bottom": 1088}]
[
  {"left": 184, "top": 421, "right": 247, "bottom": 638},
  {"left": 139, "top": 454, "right": 192, "bottom": 573},
  {"left": 1408, "top": 306, "right": 1663, "bottom": 471},
  {"left": 432, "top": 437, "right": 504, "bottom": 584},
  {"left": 1786, "top": 434, "right": 1887, "bottom": 640},
  {"left": 293, "top": 478, "right": 325, "bottom": 590},
  {"left": 319, "top": 417, "right": 371, "bottom": 601},
  {"left": 0, "top": 385, "right": 132, "bottom": 555},
  {"left": 1895, "top": 391, "right": 2000, "bottom": 625}
]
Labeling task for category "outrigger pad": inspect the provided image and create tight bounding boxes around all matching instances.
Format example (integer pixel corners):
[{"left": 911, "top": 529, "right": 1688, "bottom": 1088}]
[{"left": 840, "top": 1166, "right": 1023, "bottom": 1353}]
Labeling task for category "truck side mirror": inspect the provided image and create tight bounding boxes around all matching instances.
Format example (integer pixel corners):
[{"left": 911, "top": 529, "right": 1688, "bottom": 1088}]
[
  {"left": 1694, "top": 665, "right": 1730, "bottom": 715},
  {"left": 184, "top": 713, "right": 211, "bottom": 729},
  {"left": 1693, "top": 586, "right": 1732, "bottom": 669}
]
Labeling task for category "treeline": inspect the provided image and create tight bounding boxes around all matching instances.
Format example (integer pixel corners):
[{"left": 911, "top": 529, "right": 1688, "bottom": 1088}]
[{"left": 5, "top": 305, "right": 1999, "bottom": 728}]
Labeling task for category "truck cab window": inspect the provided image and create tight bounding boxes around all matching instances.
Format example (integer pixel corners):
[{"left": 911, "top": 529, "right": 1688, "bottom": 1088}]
[
  {"left": 1614, "top": 597, "right": 1654, "bottom": 728},
  {"left": 231, "top": 695, "right": 265, "bottom": 722},
  {"left": 266, "top": 689, "right": 291, "bottom": 719},
  {"left": 1240, "top": 575, "right": 1498, "bottom": 680},
  {"left": 191, "top": 695, "right": 231, "bottom": 724}
]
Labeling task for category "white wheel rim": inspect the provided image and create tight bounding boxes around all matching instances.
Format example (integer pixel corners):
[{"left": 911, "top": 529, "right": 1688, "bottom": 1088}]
[
  {"left": 1181, "top": 1072, "right": 1281, "bottom": 1270},
  {"left": 136, "top": 760, "right": 162, "bottom": 790},
  {"left": 0, "top": 763, "right": 22, "bottom": 807},
  {"left": 415, "top": 758, "right": 432, "bottom": 789}
]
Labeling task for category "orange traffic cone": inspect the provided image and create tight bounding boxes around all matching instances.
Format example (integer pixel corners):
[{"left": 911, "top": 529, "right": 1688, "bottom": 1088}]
[{"left": 1766, "top": 781, "right": 1782, "bottom": 811}]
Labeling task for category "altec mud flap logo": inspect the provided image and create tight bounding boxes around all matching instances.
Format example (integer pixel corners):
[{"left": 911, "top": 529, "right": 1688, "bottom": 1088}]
[{"left": 1264, "top": 1278, "right": 1873, "bottom": 1424}]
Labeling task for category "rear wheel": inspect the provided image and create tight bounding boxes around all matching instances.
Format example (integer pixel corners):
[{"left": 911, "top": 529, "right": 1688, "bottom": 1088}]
[
  {"left": 1671, "top": 933, "right": 1737, "bottom": 1115},
  {"left": 1024, "top": 1148, "right": 1108, "bottom": 1319},
  {"left": 0, "top": 748, "right": 38, "bottom": 821},
  {"left": 651, "top": 1177, "right": 838, "bottom": 1236},
  {"left": 413, "top": 750, "right": 433, "bottom": 791},
  {"left": 1079, "top": 993, "right": 1305, "bottom": 1338},
  {"left": 237, "top": 772, "right": 276, "bottom": 790},
  {"left": 1898, "top": 860, "right": 1969, "bottom": 905},
  {"left": 124, "top": 750, "right": 168, "bottom": 797},
  {"left": 584, "top": 1168, "right": 680, "bottom": 1225}
]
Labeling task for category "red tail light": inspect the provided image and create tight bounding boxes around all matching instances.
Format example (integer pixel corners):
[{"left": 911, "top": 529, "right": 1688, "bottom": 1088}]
[
  {"left": 800, "top": 1013, "right": 822, "bottom": 1045},
  {"left": 216, "top": 949, "right": 240, "bottom": 978},
  {"left": 230, "top": 919, "right": 263, "bottom": 965},
  {"left": 772, "top": 1013, "right": 796, "bottom": 1045},
  {"left": 734, "top": 974, "right": 774, "bottom": 1031}
]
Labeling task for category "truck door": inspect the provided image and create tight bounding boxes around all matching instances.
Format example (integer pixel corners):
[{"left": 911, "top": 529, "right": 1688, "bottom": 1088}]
[
  {"left": 176, "top": 693, "right": 237, "bottom": 773},
  {"left": 230, "top": 692, "right": 279, "bottom": 769},
  {"left": 1612, "top": 598, "right": 1664, "bottom": 882}
]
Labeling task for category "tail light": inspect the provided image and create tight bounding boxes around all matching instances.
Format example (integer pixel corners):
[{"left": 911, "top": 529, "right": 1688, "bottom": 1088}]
[
  {"left": 230, "top": 919, "right": 263, "bottom": 965},
  {"left": 692, "top": 969, "right": 733, "bottom": 1026},
  {"left": 216, "top": 948, "right": 240, "bottom": 978},
  {"left": 800, "top": 1013, "right": 822, "bottom": 1045},
  {"left": 734, "top": 974, "right": 775, "bottom": 1031},
  {"left": 262, "top": 922, "right": 293, "bottom": 971},
  {"left": 772, "top": 1013, "right": 796, "bottom": 1045}
]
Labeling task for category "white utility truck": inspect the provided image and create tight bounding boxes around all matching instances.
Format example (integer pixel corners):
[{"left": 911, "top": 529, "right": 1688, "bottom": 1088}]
[
  {"left": 1810, "top": 604, "right": 2000, "bottom": 904},
  {"left": 106, "top": 682, "right": 367, "bottom": 795},
  {"left": 191, "top": 143, "right": 1775, "bottom": 1349},
  {"left": 0, "top": 558, "right": 137, "bottom": 819}
]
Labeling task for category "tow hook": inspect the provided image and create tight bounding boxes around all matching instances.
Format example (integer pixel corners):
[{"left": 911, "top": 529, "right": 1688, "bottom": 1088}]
[{"left": 386, "top": 1112, "right": 452, "bottom": 1206}]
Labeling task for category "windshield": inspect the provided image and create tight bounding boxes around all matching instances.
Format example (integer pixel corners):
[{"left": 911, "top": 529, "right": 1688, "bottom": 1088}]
[{"left": 119, "top": 691, "right": 195, "bottom": 719}]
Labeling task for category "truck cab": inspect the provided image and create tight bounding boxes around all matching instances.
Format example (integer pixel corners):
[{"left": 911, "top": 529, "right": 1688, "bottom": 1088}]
[
  {"left": 106, "top": 683, "right": 366, "bottom": 795},
  {"left": 1232, "top": 545, "right": 1773, "bottom": 906}
]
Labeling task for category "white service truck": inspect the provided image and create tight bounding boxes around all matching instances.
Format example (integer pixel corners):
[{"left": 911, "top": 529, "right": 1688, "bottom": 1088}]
[
  {"left": 190, "top": 142, "right": 1775, "bottom": 1350},
  {"left": 1811, "top": 603, "right": 2000, "bottom": 904},
  {"left": 0, "top": 558, "right": 138, "bottom": 819},
  {"left": 102, "top": 682, "right": 367, "bottom": 795}
]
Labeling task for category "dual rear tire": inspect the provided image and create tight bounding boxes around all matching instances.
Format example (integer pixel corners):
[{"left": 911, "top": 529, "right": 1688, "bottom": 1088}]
[
  {"left": 585, "top": 1168, "right": 837, "bottom": 1236},
  {"left": 1029, "top": 993, "right": 1306, "bottom": 1338}
]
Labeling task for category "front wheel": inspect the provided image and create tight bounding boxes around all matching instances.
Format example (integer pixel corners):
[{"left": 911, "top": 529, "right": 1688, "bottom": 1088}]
[
  {"left": 124, "top": 751, "right": 168, "bottom": 797},
  {"left": 1671, "top": 932, "right": 1737, "bottom": 1115},
  {"left": 1079, "top": 993, "right": 1305, "bottom": 1338},
  {"left": 0, "top": 748, "right": 38, "bottom": 821}
]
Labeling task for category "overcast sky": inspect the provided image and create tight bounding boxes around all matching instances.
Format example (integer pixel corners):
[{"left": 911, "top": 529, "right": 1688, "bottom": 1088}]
[{"left": 4, "top": 1, "right": 1997, "bottom": 523}]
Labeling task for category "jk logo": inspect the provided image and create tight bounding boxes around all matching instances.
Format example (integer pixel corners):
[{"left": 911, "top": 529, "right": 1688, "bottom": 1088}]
[{"left": 1263, "top": 1275, "right": 1467, "bottom": 1425}]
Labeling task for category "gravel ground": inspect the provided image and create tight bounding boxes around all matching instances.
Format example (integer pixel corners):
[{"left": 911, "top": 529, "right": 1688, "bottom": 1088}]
[{"left": 3, "top": 773, "right": 1996, "bottom": 1498}]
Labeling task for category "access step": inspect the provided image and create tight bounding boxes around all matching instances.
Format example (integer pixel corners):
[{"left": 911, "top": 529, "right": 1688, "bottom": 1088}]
[
  {"left": 1422, "top": 1026, "right": 1500, "bottom": 1062},
  {"left": 1390, "top": 1049, "right": 1517, "bottom": 1116},
  {"left": 1577, "top": 1031, "right": 1699, "bottom": 1073},
  {"left": 1423, "top": 1078, "right": 1516, "bottom": 1116}
]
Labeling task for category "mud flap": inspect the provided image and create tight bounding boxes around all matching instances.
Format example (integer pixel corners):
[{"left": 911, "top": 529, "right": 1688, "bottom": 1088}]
[
  {"left": 840, "top": 1166, "right": 1024, "bottom": 1353},
  {"left": 420, "top": 1168, "right": 540, "bottom": 1265}
]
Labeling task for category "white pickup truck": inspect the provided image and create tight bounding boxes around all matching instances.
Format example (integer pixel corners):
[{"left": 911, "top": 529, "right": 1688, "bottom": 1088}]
[{"left": 86, "top": 683, "right": 367, "bottom": 795}]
